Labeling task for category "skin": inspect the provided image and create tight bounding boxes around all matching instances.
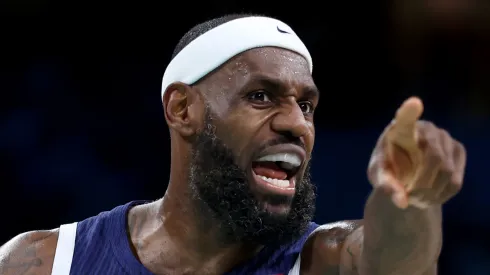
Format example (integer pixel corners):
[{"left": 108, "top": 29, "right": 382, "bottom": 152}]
[{"left": 0, "top": 47, "right": 466, "bottom": 275}]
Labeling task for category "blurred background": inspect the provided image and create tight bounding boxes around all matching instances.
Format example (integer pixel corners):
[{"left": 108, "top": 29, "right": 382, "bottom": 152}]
[{"left": 1, "top": 0, "right": 489, "bottom": 273}]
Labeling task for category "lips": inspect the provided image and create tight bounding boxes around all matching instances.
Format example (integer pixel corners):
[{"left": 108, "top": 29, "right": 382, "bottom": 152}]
[{"left": 254, "top": 144, "right": 307, "bottom": 164}]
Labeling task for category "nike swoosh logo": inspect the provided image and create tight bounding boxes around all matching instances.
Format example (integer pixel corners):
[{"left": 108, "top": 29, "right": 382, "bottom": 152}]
[{"left": 277, "top": 26, "right": 290, "bottom": 34}]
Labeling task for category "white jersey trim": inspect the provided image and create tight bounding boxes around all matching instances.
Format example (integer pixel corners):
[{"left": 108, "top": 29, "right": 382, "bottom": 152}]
[
  {"left": 288, "top": 225, "right": 325, "bottom": 275},
  {"left": 288, "top": 253, "right": 302, "bottom": 275},
  {"left": 51, "top": 222, "right": 78, "bottom": 275}
]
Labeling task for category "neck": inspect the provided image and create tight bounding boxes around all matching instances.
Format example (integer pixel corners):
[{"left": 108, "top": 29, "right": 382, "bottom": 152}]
[{"left": 127, "top": 172, "right": 261, "bottom": 275}]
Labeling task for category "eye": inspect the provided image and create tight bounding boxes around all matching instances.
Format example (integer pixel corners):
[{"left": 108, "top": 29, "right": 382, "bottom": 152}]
[
  {"left": 247, "top": 90, "right": 272, "bottom": 103},
  {"left": 298, "top": 101, "right": 314, "bottom": 114}
]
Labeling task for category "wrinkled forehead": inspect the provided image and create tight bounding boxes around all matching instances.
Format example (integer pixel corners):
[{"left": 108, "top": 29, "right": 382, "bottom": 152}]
[{"left": 217, "top": 47, "right": 313, "bottom": 84}]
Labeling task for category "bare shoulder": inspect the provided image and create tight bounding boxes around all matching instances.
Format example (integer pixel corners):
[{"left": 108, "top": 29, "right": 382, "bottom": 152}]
[
  {"left": 0, "top": 229, "right": 59, "bottom": 275},
  {"left": 299, "top": 220, "right": 363, "bottom": 275}
]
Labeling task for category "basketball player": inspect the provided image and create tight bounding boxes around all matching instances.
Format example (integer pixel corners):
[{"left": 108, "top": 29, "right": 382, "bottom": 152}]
[{"left": 0, "top": 14, "right": 466, "bottom": 275}]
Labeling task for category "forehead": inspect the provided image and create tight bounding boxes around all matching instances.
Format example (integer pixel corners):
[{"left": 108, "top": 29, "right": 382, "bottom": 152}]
[
  {"left": 238, "top": 47, "right": 311, "bottom": 76},
  {"left": 208, "top": 47, "right": 314, "bottom": 89}
]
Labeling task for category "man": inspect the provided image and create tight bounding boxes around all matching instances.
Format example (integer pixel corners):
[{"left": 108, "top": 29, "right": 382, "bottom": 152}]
[{"left": 0, "top": 14, "right": 466, "bottom": 275}]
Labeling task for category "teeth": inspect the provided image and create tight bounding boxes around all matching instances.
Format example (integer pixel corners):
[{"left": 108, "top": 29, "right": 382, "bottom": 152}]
[
  {"left": 256, "top": 153, "right": 302, "bottom": 167},
  {"left": 258, "top": 175, "right": 290, "bottom": 188},
  {"left": 279, "top": 162, "right": 294, "bottom": 170}
]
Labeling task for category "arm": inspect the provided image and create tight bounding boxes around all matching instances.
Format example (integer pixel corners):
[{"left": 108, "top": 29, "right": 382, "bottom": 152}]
[
  {"left": 299, "top": 221, "right": 363, "bottom": 275},
  {"left": 0, "top": 230, "right": 58, "bottom": 275},
  {"left": 340, "top": 189, "right": 441, "bottom": 275},
  {"left": 338, "top": 98, "right": 464, "bottom": 275},
  {"left": 306, "top": 98, "right": 464, "bottom": 275}
]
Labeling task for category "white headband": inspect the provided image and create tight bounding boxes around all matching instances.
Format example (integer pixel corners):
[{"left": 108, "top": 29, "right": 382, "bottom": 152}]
[{"left": 161, "top": 16, "right": 313, "bottom": 98}]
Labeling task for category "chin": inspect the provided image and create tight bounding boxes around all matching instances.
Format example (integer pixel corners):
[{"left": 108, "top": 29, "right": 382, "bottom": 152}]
[
  {"left": 261, "top": 202, "right": 292, "bottom": 216},
  {"left": 251, "top": 185, "right": 296, "bottom": 216}
]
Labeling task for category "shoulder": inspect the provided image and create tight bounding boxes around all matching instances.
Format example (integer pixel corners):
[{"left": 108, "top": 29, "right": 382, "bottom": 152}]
[
  {"left": 299, "top": 220, "right": 363, "bottom": 274},
  {"left": 0, "top": 229, "right": 59, "bottom": 275}
]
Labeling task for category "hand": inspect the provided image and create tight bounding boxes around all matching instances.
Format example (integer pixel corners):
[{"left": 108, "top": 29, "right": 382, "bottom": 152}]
[{"left": 368, "top": 97, "right": 467, "bottom": 209}]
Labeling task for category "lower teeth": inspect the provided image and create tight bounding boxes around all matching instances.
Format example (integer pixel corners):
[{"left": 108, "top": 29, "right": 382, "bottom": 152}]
[{"left": 258, "top": 175, "right": 290, "bottom": 187}]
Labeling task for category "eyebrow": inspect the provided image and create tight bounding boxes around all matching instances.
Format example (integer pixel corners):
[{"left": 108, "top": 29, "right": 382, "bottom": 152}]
[{"left": 250, "top": 74, "right": 320, "bottom": 99}]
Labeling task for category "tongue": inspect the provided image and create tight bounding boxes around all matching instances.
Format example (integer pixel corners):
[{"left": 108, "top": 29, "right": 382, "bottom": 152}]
[{"left": 252, "top": 161, "right": 288, "bottom": 180}]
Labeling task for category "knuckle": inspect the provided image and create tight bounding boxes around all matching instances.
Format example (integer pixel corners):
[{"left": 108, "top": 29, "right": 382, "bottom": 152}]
[
  {"left": 425, "top": 146, "right": 444, "bottom": 164},
  {"left": 439, "top": 163, "right": 453, "bottom": 175},
  {"left": 417, "top": 120, "right": 436, "bottom": 130},
  {"left": 447, "top": 181, "right": 463, "bottom": 197},
  {"left": 450, "top": 174, "right": 463, "bottom": 188},
  {"left": 454, "top": 140, "right": 466, "bottom": 155},
  {"left": 453, "top": 181, "right": 463, "bottom": 192},
  {"left": 416, "top": 123, "right": 439, "bottom": 143},
  {"left": 439, "top": 129, "right": 450, "bottom": 139}
]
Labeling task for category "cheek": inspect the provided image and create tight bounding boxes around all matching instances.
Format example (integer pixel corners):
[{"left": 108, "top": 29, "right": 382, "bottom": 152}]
[
  {"left": 224, "top": 119, "right": 257, "bottom": 150},
  {"left": 206, "top": 97, "right": 232, "bottom": 119},
  {"left": 218, "top": 115, "right": 263, "bottom": 165},
  {"left": 214, "top": 116, "right": 254, "bottom": 155},
  {"left": 305, "top": 121, "right": 315, "bottom": 153},
  {"left": 219, "top": 103, "right": 264, "bottom": 138}
]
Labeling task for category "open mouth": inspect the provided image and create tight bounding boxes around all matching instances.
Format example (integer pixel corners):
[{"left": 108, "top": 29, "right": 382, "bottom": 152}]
[{"left": 250, "top": 147, "right": 304, "bottom": 196}]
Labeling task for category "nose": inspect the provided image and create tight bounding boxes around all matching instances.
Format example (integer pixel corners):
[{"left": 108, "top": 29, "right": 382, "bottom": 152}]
[{"left": 270, "top": 101, "right": 310, "bottom": 141}]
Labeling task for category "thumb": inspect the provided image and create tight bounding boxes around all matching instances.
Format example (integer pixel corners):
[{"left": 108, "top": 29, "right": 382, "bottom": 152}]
[{"left": 375, "top": 170, "right": 409, "bottom": 209}]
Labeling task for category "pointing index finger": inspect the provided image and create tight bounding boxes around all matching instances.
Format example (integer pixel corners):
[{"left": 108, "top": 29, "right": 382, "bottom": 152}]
[{"left": 389, "top": 97, "right": 424, "bottom": 149}]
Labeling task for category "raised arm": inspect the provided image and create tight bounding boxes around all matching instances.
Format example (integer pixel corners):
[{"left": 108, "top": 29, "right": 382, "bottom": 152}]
[
  {"left": 339, "top": 97, "right": 465, "bottom": 275},
  {"left": 340, "top": 196, "right": 441, "bottom": 275},
  {"left": 0, "top": 230, "right": 58, "bottom": 275}
]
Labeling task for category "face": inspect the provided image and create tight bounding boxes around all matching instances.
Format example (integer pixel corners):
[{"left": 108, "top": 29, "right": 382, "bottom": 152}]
[{"left": 186, "top": 47, "right": 319, "bottom": 246}]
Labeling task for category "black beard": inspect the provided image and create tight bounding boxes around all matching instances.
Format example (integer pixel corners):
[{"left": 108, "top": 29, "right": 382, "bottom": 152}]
[{"left": 189, "top": 111, "right": 316, "bottom": 247}]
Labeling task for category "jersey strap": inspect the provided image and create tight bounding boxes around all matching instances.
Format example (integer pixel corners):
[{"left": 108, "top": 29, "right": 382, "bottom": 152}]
[
  {"left": 287, "top": 225, "right": 325, "bottom": 275},
  {"left": 51, "top": 222, "right": 78, "bottom": 275}
]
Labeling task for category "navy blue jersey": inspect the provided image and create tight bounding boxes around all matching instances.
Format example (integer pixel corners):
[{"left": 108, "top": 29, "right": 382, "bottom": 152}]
[{"left": 51, "top": 201, "right": 318, "bottom": 275}]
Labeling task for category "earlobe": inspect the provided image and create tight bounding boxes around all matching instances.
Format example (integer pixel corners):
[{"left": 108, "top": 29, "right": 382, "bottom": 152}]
[{"left": 163, "top": 83, "right": 198, "bottom": 137}]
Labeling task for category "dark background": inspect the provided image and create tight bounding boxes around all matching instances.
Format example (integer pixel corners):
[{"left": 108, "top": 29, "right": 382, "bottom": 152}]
[{"left": 1, "top": 0, "right": 490, "bottom": 273}]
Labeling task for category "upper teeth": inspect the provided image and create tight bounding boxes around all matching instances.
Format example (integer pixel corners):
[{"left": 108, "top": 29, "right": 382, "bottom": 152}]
[{"left": 256, "top": 153, "right": 302, "bottom": 169}]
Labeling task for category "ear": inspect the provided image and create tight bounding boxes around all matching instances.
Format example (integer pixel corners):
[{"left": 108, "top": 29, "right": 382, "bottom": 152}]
[{"left": 163, "top": 82, "right": 201, "bottom": 137}]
